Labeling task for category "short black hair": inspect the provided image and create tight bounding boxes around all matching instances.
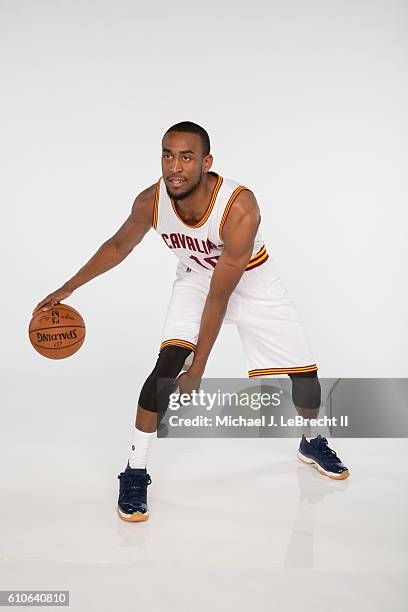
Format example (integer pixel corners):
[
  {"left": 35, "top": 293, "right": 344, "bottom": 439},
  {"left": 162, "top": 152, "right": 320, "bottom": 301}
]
[{"left": 163, "top": 121, "right": 211, "bottom": 157}]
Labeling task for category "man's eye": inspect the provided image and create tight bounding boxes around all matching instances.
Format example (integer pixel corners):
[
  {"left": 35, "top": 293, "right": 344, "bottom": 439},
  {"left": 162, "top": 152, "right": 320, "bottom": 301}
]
[
  {"left": 183, "top": 156, "right": 191, "bottom": 161},
  {"left": 163, "top": 154, "right": 171, "bottom": 159}
]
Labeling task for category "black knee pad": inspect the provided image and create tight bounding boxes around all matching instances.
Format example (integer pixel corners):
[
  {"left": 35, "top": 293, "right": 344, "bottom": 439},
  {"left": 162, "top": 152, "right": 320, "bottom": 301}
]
[
  {"left": 289, "top": 371, "right": 321, "bottom": 409},
  {"left": 138, "top": 345, "right": 193, "bottom": 413}
]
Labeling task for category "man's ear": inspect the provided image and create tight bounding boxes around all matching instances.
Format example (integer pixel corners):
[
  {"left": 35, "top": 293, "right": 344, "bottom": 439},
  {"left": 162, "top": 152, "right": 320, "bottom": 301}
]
[{"left": 203, "top": 154, "right": 213, "bottom": 173}]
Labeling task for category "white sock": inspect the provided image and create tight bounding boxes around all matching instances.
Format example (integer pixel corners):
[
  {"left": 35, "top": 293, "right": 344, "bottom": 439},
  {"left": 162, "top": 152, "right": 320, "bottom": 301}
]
[
  {"left": 128, "top": 428, "right": 156, "bottom": 469},
  {"left": 302, "top": 421, "right": 312, "bottom": 440},
  {"left": 302, "top": 410, "right": 331, "bottom": 440}
]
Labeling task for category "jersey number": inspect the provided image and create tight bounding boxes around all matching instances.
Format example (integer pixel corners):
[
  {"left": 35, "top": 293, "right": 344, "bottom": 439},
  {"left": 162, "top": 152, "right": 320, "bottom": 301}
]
[{"left": 189, "top": 255, "right": 220, "bottom": 270}]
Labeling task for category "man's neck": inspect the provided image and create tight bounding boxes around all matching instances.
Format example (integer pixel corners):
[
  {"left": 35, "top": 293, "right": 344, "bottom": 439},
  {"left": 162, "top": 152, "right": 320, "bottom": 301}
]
[{"left": 174, "top": 172, "right": 216, "bottom": 219}]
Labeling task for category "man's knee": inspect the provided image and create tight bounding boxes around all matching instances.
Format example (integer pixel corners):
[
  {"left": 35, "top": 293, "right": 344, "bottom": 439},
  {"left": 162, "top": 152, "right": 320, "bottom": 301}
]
[
  {"left": 138, "top": 345, "right": 192, "bottom": 413},
  {"left": 289, "top": 371, "right": 321, "bottom": 409}
]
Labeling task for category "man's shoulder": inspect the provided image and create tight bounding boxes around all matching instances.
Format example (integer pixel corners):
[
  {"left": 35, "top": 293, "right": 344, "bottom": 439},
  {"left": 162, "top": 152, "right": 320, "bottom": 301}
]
[
  {"left": 131, "top": 182, "right": 158, "bottom": 221},
  {"left": 217, "top": 175, "right": 259, "bottom": 241},
  {"left": 136, "top": 182, "right": 158, "bottom": 205}
]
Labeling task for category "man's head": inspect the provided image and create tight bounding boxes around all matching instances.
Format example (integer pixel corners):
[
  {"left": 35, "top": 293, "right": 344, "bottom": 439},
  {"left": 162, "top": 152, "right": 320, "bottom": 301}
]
[{"left": 161, "top": 121, "right": 213, "bottom": 200}]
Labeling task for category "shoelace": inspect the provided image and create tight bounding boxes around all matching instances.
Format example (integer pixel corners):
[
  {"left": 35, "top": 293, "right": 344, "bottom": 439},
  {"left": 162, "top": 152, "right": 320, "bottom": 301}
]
[
  {"left": 314, "top": 437, "right": 341, "bottom": 464},
  {"left": 119, "top": 472, "right": 152, "bottom": 504}
]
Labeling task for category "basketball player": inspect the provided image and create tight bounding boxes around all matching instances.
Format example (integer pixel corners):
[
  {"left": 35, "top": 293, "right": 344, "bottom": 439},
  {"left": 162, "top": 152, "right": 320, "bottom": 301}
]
[{"left": 33, "top": 121, "right": 349, "bottom": 522}]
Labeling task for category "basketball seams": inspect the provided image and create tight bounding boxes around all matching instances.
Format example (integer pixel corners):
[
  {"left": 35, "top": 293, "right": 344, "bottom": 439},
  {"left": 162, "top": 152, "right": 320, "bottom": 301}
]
[
  {"left": 29, "top": 325, "right": 86, "bottom": 333},
  {"left": 29, "top": 337, "right": 85, "bottom": 351},
  {"left": 36, "top": 306, "right": 82, "bottom": 315}
]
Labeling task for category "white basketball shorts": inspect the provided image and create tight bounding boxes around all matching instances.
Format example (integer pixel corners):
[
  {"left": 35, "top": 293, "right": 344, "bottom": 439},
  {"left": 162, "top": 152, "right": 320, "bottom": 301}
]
[{"left": 160, "top": 258, "right": 317, "bottom": 378}]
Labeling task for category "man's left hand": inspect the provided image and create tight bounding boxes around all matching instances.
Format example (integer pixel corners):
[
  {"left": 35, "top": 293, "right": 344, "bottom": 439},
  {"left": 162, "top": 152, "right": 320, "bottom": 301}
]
[{"left": 176, "top": 371, "right": 202, "bottom": 396}]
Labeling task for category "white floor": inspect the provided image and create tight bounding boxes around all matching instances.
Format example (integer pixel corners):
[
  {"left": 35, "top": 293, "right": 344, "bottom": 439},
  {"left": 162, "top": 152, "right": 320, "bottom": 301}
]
[{"left": 1, "top": 431, "right": 407, "bottom": 611}]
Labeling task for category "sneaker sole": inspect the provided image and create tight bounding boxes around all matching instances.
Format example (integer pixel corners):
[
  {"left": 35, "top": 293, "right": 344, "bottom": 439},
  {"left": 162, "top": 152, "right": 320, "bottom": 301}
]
[
  {"left": 117, "top": 507, "right": 149, "bottom": 522},
  {"left": 297, "top": 451, "right": 349, "bottom": 480}
]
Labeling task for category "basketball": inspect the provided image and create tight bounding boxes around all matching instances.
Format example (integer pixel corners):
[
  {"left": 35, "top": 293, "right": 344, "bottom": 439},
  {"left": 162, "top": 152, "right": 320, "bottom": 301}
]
[{"left": 29, "top": 303, "right": 86, "bottom": 359}]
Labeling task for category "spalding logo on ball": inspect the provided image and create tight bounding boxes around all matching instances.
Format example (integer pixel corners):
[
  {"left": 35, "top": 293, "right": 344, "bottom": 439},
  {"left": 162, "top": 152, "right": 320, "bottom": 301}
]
[{"left": 29, "top": 303, "right": 86, "bottom": 359}]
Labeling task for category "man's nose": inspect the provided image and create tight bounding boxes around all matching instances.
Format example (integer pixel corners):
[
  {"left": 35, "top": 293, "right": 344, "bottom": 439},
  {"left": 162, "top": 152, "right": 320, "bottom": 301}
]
[{"left": 170, "top": 156, "right": 183, "bottom": 173}]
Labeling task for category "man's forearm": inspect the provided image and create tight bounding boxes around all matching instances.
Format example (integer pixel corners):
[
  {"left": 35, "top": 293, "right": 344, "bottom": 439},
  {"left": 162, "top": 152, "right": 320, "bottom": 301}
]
[
  {"left": 63, "top": 240, "right": 130, "bottom": 292},
  {"left": 190, "top": 293, "right": 230, "bottom": 375}
]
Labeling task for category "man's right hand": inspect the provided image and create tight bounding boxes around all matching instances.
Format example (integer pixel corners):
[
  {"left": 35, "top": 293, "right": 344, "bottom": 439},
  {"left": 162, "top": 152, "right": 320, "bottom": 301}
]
[{"left": 32, "top": 287, "right": 73, "bottom": 317}]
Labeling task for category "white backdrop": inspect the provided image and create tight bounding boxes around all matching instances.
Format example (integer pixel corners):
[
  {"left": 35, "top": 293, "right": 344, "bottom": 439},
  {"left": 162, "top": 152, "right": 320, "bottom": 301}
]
[{"left": 1, "top": 0, "right": 407, "bottom": 403}]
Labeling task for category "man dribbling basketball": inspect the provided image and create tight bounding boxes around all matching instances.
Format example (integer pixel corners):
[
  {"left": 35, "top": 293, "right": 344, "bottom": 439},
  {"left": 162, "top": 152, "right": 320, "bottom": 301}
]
[{"left": 33, "top": 121, "right": 349, "bottom": 522}]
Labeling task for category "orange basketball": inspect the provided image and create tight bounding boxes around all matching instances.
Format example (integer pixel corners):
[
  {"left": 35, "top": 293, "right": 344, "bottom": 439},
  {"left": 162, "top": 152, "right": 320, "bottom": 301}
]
[{"left": 29, "top": 303, "right": 86, "bottom": 359}]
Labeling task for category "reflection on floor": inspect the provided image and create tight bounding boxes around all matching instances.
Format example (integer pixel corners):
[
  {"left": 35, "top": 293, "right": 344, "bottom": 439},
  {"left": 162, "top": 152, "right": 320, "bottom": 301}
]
[{"left": 1, "top": 438, "right": 407, "bottom": 612}]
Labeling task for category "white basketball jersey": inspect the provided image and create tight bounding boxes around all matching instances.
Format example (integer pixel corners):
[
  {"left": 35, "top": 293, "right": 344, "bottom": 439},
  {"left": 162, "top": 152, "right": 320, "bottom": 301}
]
[{"left": 152, "top": 171, "right": 269, "bottom": 276}]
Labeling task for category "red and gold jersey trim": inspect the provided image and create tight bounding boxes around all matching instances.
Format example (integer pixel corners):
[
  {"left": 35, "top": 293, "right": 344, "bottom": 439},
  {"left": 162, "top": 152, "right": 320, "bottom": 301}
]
[
  {"left": 245, "top": 244, "right": 269, "bottom": 271},
  {"left": 160, "top": 339, "right": 197, "bottom": 352},
  {"left": 152, "top": 178, "right": 161, "bottom": 229},
  {"left": 219, "top": 185, "right": 250, "bottom": 240},
  {"left": 170, "top": 174, "right": 223, "bottom": 229},
  {"left": 248, "top": 364, "right": 318, "bottom": 377}
]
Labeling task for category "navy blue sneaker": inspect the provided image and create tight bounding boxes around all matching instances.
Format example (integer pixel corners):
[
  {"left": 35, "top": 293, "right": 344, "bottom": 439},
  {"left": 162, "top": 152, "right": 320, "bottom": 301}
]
[
  {"left": 297, "top": 435, "right": 349, "bottom": 480},
  {"left": 117, "top": 464, "right": 152, "bottom": 522}
]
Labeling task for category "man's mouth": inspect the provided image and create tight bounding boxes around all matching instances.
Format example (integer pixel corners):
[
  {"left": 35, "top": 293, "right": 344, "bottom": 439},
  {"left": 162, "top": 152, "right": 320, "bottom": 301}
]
[{"left": 168, "top": 178, "right": 186, "bottom": 186}]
